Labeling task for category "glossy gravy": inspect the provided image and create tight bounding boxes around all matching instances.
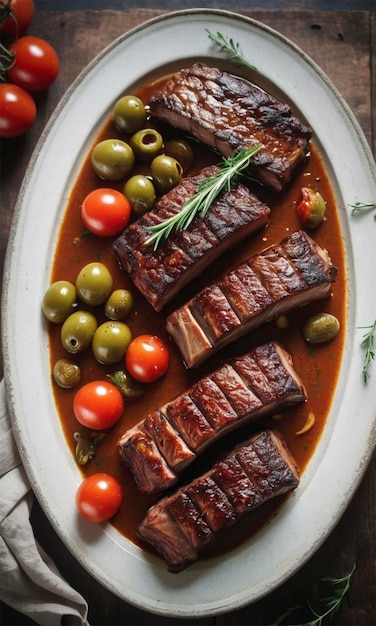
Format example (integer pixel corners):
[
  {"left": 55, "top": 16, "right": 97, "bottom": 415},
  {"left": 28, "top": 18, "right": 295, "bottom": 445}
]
[{"left": 48, "top": 72, "right": 346, "bottom": 559}]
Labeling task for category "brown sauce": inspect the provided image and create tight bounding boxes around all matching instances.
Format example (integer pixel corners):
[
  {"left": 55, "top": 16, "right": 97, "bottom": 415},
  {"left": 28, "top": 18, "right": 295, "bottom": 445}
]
[{"left": 48, "top": 70, "right": 346, "bottom": 560}]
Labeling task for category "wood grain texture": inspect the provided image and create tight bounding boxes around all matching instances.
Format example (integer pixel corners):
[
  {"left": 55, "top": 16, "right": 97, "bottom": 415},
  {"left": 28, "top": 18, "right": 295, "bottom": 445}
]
[{"left": 0, "top": 8, "right": 375, "bottom": 626}]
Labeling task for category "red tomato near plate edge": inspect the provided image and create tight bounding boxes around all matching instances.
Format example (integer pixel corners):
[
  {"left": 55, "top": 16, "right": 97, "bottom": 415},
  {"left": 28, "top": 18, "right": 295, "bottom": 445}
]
[
  {"left": 73, "top": 380, "right": 124, "bottom": 430},
  {"left": 8, "top": 35, "right": 60, "bottom": 91},
  {"left": 0, "top": 82, "right": 36, "bottom": 137},
  {"left": 0, "top": 0, "right": 35, "bottom": 40},
  {"left": 76, "top": 473, "right": 123, "bottom": 523},
  {"left": 81, "top": 188, "right": 131, "bottom": 237},
  {"left": 0, "top": 2, "right": 60, "bottom": 137},
  {"left": 125, "top": 334, "right": 169, "bottom": 383}
]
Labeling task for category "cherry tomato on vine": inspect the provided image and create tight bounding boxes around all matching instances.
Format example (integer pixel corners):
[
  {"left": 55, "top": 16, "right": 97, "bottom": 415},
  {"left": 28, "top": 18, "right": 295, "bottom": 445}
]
[
  {"left": 0, "top": 0, "right": 35, "bottom": 41},
  {"left": 0, "top": 82, "right": 36, "bottom": 137},
  {"left": 73, "top": 380, "right": 124, "bottom": 430},
  {"left": 81, "top": 188, "right": 131, "bottom": 237},
  {"left": 75, "top": 473, "right": 122, "bottom": 523},
  {"left": 125, "top": 334, "right": 169, "bottom": 383},
  {"left": 8, "top": 36, "right": 59, "bottom": 91}
]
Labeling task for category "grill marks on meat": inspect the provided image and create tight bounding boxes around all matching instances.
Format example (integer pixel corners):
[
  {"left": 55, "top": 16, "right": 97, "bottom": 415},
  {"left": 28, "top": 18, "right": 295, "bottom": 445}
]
[
  {"left": 149, "top": 63, "right": 312, "bottom": 193},
  {"left": 112, "top": 165, "right": 270, "bottom": 311},
  {"left": 166, "top": 230, "right": 338, "bottom": 368},
  {"left": 118, "top": 341, "right": 306, "bottom": 495},
  {"left": 138, "top": 429, "right": 299, "bottom": 572}
]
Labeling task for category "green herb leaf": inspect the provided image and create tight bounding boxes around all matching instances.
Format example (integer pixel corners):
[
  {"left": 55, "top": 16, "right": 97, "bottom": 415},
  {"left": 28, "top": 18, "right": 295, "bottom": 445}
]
[
  {"left": 269, "top": 564, "right": 356, "bottom": 626},
  {"left": 349, "top": 201, "right": 376, "bottom": 220},
  {"left": 145, "top": 145, "right": 262, "bottom": 250},
  {"left": 359, "top": 319, "right": 376, "bottom": 383},
  {"left": 206, "top": 30, "right": 258, "bottom": 72}
]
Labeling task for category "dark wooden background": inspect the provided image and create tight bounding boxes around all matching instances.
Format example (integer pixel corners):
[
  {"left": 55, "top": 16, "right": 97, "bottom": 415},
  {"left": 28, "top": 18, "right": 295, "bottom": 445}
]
[{"left": 1, "top": 2, "right": 375, "bottom": 625}]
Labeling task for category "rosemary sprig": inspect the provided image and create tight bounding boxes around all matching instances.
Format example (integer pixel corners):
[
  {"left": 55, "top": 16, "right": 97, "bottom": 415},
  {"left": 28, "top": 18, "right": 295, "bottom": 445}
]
[
  {"left": 270, "top": 564, "right": 356, "bottom": 626},
  {"left": 206, "top": 29, "right": 258, "bottom": 72},
  {"left": 349, "top": 201, "right": 376, "bottom": 220},
  {"left": 145, "top": 145, "right": 262, "bottom": 250},
  {"left": 359, "top": 319, "right": 376, "bottom": 383}
]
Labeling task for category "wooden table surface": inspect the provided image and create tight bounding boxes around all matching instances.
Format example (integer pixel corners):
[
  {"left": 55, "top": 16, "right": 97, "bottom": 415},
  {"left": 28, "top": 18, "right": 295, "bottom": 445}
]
[{"left": 1, "top": 6, "right": 375, "bottom": 626}]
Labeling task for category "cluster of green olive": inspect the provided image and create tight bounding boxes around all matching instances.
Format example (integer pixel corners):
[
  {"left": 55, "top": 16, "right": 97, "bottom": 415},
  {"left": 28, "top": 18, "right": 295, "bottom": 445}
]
[
  {"left": 91, "top": 95, "right": 194, "bottom": 217},
  {"left": 42, "top": 261, "right": 134, "bottom": 388}
]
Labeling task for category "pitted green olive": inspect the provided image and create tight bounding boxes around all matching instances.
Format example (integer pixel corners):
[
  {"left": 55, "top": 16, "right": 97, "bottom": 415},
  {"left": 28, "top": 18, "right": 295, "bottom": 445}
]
[
  {"left": 92, "top": 321, "right": 133, "bottom": 364},
  {"left": 105, "top": 289, "right": 134, "bottom": 320},
  {"left": 165, "top": 139, "right": 194, "bottom": 172},
  {"left": 150, "top": 154, "right": 183, "bottom": 194},
  {"left": 112, "top": 95, "right": 147, "bottom": 134},
  {"left": 61, "top": 311, "right": 97, "bottom": 354},
  {"left": 53, "top": 358, "right": 81, "bottom": 388},
  {"left": 91, "top": 139, "right": 135, "bottom": 181},
  {"left": 42, "top": 280, "right": 76, "bottom": 323},
  {"left": 76, "top": 262, "right": 113, "bottom": 306},
  {"left": 123, "top": 175, "right": 156, "bottom": 216},
  {"left": 303, "top": 313, "right": 340, "bottom": 344},
  {"left": 129, "top": 128, "right": 164, "bottom": 162}
]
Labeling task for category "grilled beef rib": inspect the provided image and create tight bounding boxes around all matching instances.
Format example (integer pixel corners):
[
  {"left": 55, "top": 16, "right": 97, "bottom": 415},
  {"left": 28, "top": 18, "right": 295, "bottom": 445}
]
[
  {"left": 118, "top": 341, "right": 306, "bottom": 495},
  {"left": 113, "top": 165, "right": 270, "bottom": 311},
  {"left": 166, "top": 230, "right": 338, "bottom": 368},
  {"left": 138, "top": 429, "right": 300, "bottom": 572},
  {"left": 149, "top": 63, "right": 312, "bottom": 193}
]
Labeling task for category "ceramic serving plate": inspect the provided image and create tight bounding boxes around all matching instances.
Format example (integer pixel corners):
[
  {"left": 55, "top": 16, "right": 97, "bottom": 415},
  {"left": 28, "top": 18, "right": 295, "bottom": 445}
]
[{"left": 3, "top": 9, "right": 376, "bottom": 618}]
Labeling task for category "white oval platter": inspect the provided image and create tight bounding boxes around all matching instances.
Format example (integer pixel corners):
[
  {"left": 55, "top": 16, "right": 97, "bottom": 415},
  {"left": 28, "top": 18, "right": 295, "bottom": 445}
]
[{"left": 2, "top": 8, "right": 376, "bottom": 618}]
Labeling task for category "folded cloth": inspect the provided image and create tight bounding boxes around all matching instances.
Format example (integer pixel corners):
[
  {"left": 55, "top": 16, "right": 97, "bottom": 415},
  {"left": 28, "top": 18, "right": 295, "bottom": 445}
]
[{"left": 0, "top": 379, "right": 89, "bottom": 626}]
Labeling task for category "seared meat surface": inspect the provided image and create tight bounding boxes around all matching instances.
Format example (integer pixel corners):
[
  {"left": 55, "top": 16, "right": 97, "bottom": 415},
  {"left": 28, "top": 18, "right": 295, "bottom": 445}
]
[
  {"left": 138, "top": 429, "right": 300, "bottom": 572},
  {"left": 113, "top": 165, "right": 270, "bottom": 311},
  {"left": 118, "top": 341, "right": 306, "bottom": 495},
  {"left": 149, "top": 63, "right": 312, "bottom": 193},
  {"left": 166, "top": 230, "right": 338, "bottom": 368}
]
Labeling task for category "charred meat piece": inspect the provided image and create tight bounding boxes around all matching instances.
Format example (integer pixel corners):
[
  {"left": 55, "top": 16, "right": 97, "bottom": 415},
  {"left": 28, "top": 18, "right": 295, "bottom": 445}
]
[
  {"left": 166, "top": 230, "right": 338, "bottom": 368},
  {"left": 149, "top": 63, "right": 312, "bottom": 193},
  {"left": 112, "top": 165, "right": 270, "bottom": 311},
  {"left": 118, "top": 341, "right": 306, "bottom": 495},
  {"left": 138, "top": 429, "right": 299, "bottom": 572}
]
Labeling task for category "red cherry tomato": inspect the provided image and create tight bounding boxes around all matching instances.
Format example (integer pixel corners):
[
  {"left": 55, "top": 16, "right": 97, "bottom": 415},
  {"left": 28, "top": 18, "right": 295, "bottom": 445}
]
[
  {"left": 8, "top": 36, "right": 59, "bottom": 91},
  {"left": 125, "top": 334, "right": 169, "bottom": 383},
  {"left": 76, "top": 473, "right": 122, "bottom": 523},
  {"left": 0, "top": 82, "right": 36, "bottom": 137},
  {"left": 73, "top": 380, "right": 124, "bottom": 430},
  {"left": 0, "top": 0, "right": 35, "bottom": 41},
  {"left": 81, "top": 188, "right": 131, "bottom": 237}
]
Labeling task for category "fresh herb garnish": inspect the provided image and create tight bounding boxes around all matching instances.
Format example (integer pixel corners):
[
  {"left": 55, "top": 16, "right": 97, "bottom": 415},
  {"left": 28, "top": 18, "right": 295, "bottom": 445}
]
[
  {"left": 145, "top": 145, "right": 262, "bottom": 250},
  {"left": 270, "top": 564, "right": 356, "bottom": 626},
  {"left": 359, "top": 319, "right": 376, "bottom": 383},
  {"left": 206, "top": 30, "right": 258, "bottom": 72},
  {"left": 349, "top": 201, "right": 376, "bottom": 220}
]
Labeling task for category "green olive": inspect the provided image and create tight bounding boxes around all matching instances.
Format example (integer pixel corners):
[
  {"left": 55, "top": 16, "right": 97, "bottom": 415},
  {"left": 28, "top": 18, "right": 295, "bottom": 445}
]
[
  {"left": 105, "top": 289, "right": 134, "bottom": 320},
  {"left": 92, "top": 321, "right": 133, "bottom": 364},
  {"left": 123, "top": 175, "right": 156, "bottom": 217},
  {"left": 165, "top": 139, "right": 194, "bottom": 172},
  {"left": 91, "top": 139, "right": 135, "bottom": 181},
  {"left": 61, "top": 310, "right": 97, "bottom": 354},
  {"left": 129, "top": 128, "right": 164, "bottom": 163},
  {"left": 53, "top": 358, "right": 81, "bottom": 388},
  {"left": 76, "top": 262, "right": 113, "bottom": 306},
  {"left": 150, "top": 154, "right": 183, "bottom": 194},
  {"left": 112, "top": 95, "right": 147, "bottom": 134},
  {"left": 303, "top": 312, "right": 340, "bottom": 344},
  {"left": 42, "top": 280, "right": 76, "bottom": 323}
]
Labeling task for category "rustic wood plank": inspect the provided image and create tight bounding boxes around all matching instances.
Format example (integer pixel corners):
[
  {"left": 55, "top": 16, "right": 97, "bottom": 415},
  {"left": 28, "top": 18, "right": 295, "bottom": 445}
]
[{"left": 0, "top": 8, "right": 374, "bottom": 626}]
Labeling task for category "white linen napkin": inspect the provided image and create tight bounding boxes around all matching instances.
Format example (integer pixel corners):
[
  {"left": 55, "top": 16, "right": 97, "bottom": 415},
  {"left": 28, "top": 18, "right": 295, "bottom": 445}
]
[{"left": 0, "top": 379, "right": 89, "bottom": 626}]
